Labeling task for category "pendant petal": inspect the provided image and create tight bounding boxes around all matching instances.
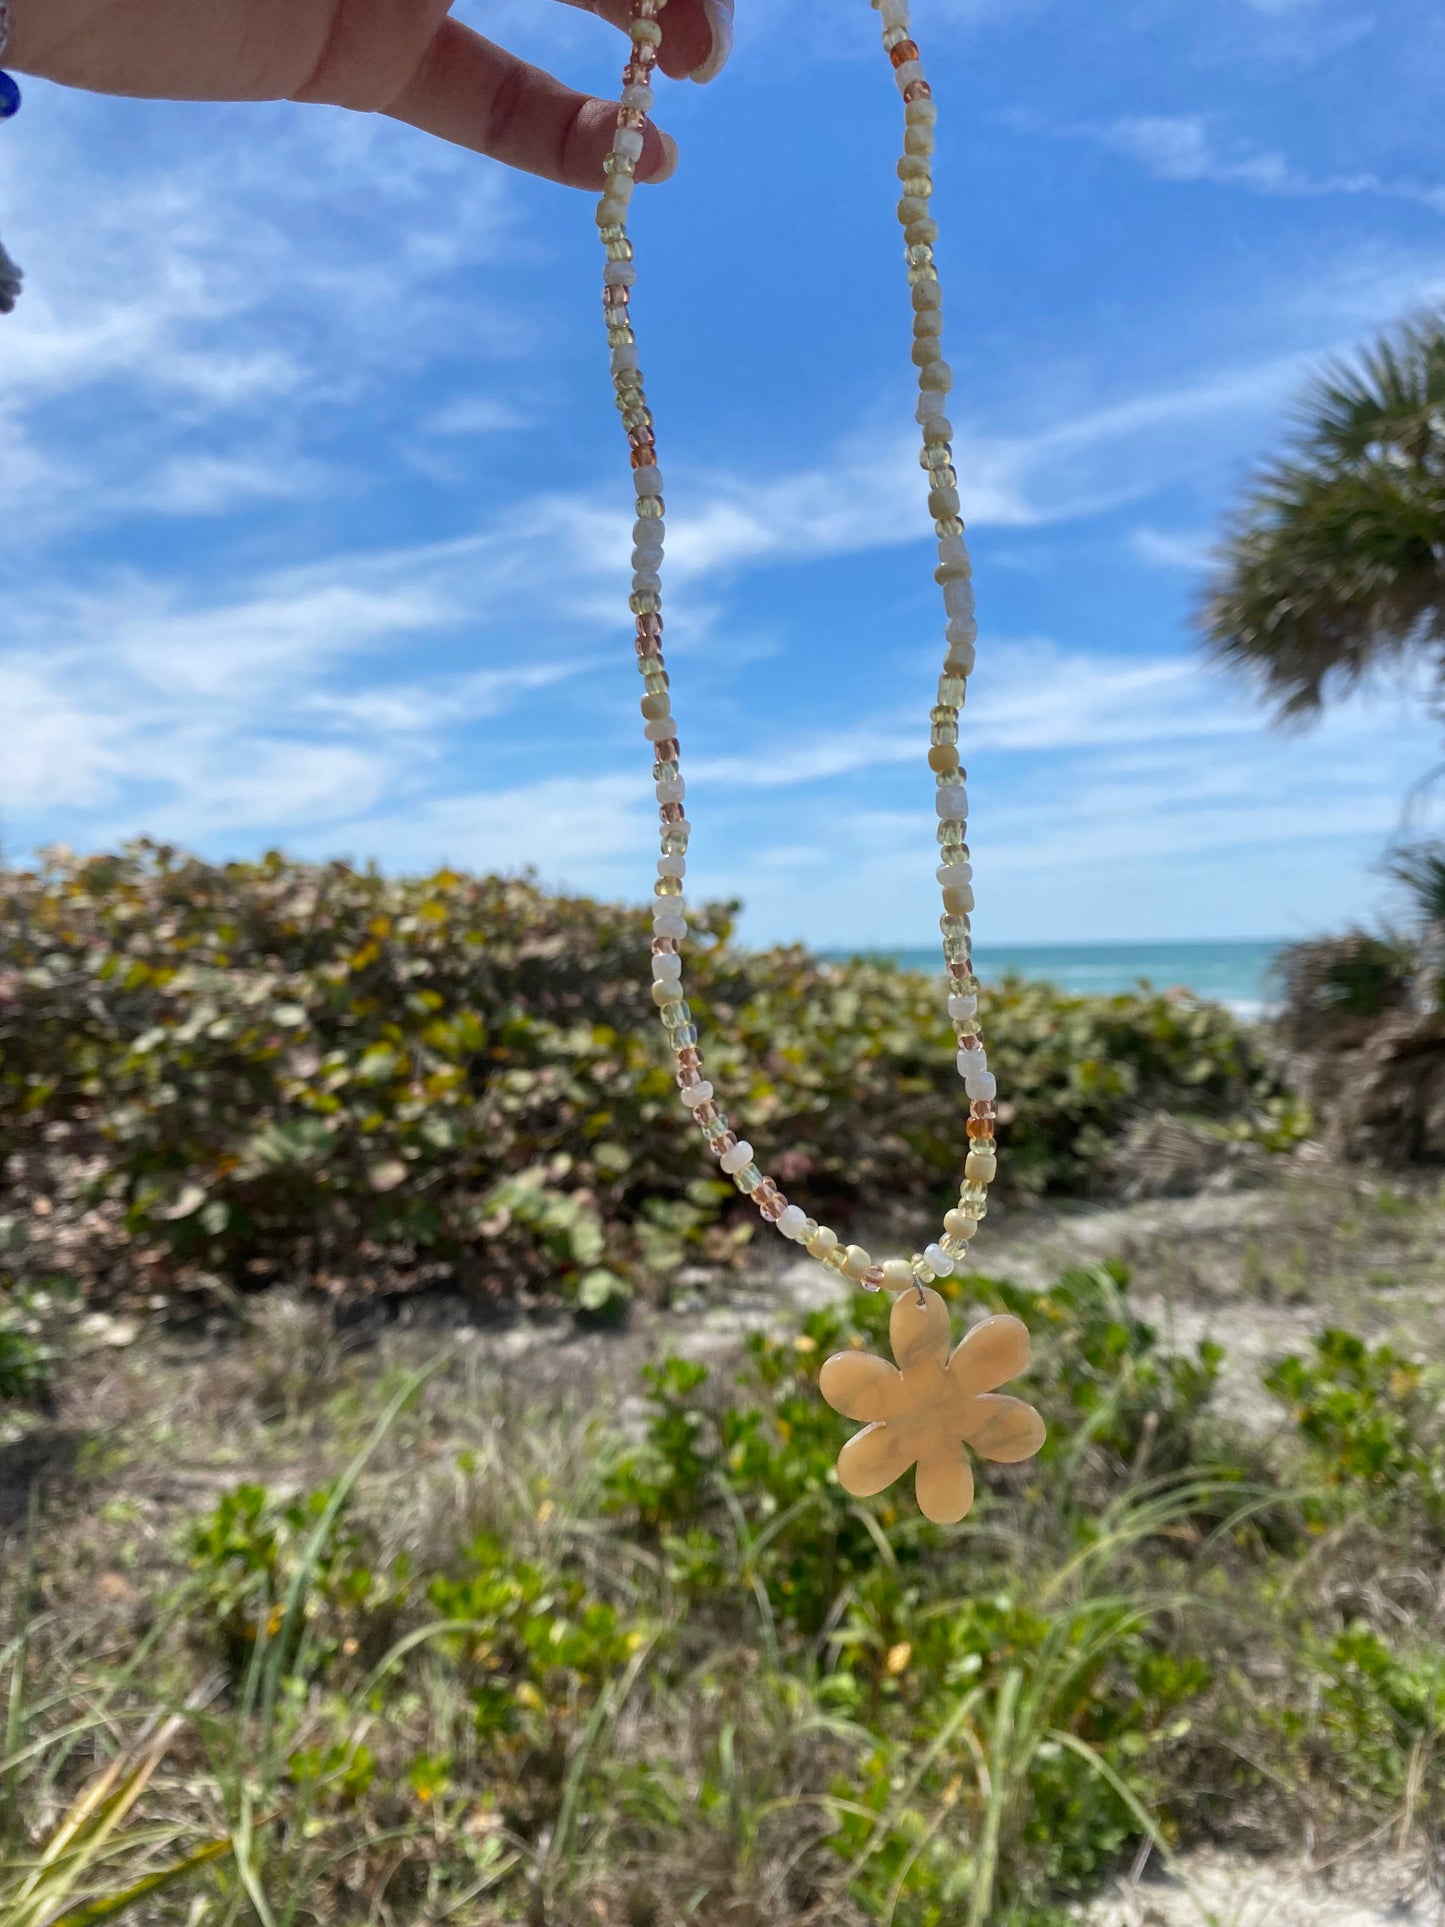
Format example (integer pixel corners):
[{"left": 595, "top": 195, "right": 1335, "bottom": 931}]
[
  {"left": 915, "top": 1439, "right": 975, "bottom": 1525},
  {"left": 950, "top": 1313, "right": 1032, "bottom": 1394},
  {"left": 964, "top": 1392, "right": 1047, "bottom": 1464},
  {"left": 836, "top": 1421, "right": 918, "bottom": 1498},
  {"left": 820, "top": 1350, "right": 903, "bottom": 1423}
]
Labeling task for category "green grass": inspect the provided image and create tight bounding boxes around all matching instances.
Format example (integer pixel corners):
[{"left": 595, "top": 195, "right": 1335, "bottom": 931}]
[{"left": 3, "top": 1258, "right": 1443, "bottom": 1926}]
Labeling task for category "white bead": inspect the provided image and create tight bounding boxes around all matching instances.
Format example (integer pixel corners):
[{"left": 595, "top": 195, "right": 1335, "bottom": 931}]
[
  {"left": 719, "top": 1140, "right": 753, "bottom": 1175},
  {"left": 881, "top": 0, "right": 909, "bottom": 26},
  {"left": 644, "top": 717, "right": 676, "bottom": 742},
  {"left": 652, "top": 953, "right": 682, "bottom": 981},
  {"left": 603, "top": 260, "right": 637, "bottom": 286},
  {"left": 946, "top": 614, "right": 977, "bottom": 644},
  {"left": 633, "top": 464, "right": 662, "bottom": 495},
  {"left": 613, "top": 128, "right": 645, "bottom": 162},
  {"left": 965, "top": 1071, "right": 997, "bottom": 1102},
  {"left": 656, "top": 776, "right": 685, "bottom": 802},
  {"left": 893, "top": 58, "right": 923, "bottom": 90},
  {"left": 632, "top": 549, "right": 662, "bottom": 573},
  {"left": 948, "top": 993, "right": 978, "bottom": 1021},
  {"left": 937, "top": 862, "right": 973, "bottom": 888},
  {"left": 622, "top": 83, "right": 652, "bottom": 110},
  {"left": 917, "top": 389, "right": 947, "bottom": 423},
  {"left": 633, "top": 518, "right": 664, "bottom": 546},
  {"left": 657, "top": 854, "right": 685, "bottom": 879},
  {"left": 935, "top": 785, "right": 968, "bottom": 820},
  {"left": 680, "top": 1081, "right": 714, "bottom": 1109},
  {"left": 778, "top": 1204, "right": 807, "bottom": 1240},
  {"left": 654, "top": 911, "right": 686, "bottom": 938},
  {"left": 944, "top": 578, "right": 975, "bottom": 619},
  {"left": 957, "top": 1048, "right": 988, "bottom": 1077},
  {"left": 937, "top": 534, "right": 970, "bottom": 569},
  {"left": 946, "top": 642, "right": 977, "bottom": 677},
  {"left": 924, "top": 1242, "right": 954, "bottom": 1277},
  {"left": 611, "top": 345, "right": 639, "bottom": 374}
]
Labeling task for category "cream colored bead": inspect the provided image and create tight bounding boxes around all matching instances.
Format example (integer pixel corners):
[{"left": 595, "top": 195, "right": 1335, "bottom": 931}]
[
  {"left": 652, "top": 979, "right": 682, "bottom": 1007},
  {"left": 806, "top": 1225, "right": 839, "bottom": 1260},
  {"left": 881, "top": 1258, "right": 915, "bottom": 1292},
  {"left": 965, "top": 1150, "right": 997, "bottom": 1184},
  {"left": 944, "top": 1207, "right": 979, "bottom": 1239},
  {"left": 841, "top": 1244, "right": 874, "bottom": 1281},
  {"left": 942, "top": 884, "right": 975, "bottom": 915}
]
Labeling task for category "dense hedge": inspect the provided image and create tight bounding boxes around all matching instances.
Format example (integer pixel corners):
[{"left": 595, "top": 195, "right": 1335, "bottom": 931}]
[{"left": 0, "top": 845, "right": 1281, "bottom": 1307}]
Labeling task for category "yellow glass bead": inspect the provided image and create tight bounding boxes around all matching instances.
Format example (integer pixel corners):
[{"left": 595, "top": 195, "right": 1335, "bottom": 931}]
[
  {"left": 661, "top": 827, "right": 689, "bottom": 855},
  {"left": 630, "top": 592, "right": 661, "bottom": 615},
  {"left": 935, "top": 515, "right": 965, "bottom": 539},
  {"left": 636, "top": 494, "right": 664, "bottom": 518},
  {"left": 599, "top": 223, "right": 627, "bottom": 244},
  {"left": 642, "top": 668, "right": 669, "bottom": 694},
  {"left": 922, "top": 442, "right": 953, "bottom": 470},
  {"left": 630, "top": 17, "right": 663, "bottom": 42},
  {"left": 654, "top": 876, "right": 683, "bottom": 898},
  {"left": 605, "top": 237, "right": 635, "bottom": 261},
  {"left": 824, "top": 1246, "right": 853, "bottom": 1274},
  {"left": 930, "top": 721, "right": 958, "bottom": 747}
]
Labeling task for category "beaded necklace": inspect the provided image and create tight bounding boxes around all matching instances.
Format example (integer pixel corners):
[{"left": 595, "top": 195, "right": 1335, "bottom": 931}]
[{"left": 598, "top": 0, "right": 1046, "bottom": 1526}]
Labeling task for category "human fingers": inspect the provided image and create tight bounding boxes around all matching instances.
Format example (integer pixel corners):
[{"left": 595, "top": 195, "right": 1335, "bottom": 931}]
[
  {"left": 382, "top": 17, "right": 677, "bottom": 188},
  {"left": 553, "top": 0, "right": 732, "bottom": 83}
]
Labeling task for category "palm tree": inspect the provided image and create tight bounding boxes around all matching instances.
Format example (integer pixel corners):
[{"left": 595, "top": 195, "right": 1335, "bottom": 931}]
[{"left": 1201, "top": 310, "right": 1445, "bottom": 719}]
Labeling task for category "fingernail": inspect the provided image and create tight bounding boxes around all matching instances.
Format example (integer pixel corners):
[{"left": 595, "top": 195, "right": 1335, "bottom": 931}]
[
  {"left": 648, "top": 130, "right": 679, "bottom": 183},
  {"left": 689, "top": 0, "right": 734, "bottom": 83}
]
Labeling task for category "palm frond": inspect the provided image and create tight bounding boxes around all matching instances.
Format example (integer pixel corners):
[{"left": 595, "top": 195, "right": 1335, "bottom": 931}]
[{"left": 1201, "top": 309, "right": 1445, "bottom": 718}]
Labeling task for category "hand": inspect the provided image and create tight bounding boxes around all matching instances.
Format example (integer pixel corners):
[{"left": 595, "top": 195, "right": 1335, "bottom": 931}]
[{"left": 4, "top": 0, "right": 734, "bottom": 187}]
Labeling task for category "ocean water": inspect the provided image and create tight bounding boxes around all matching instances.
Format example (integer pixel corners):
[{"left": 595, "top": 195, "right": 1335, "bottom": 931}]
[{"left": 831, "top": 940, "right": 1285, "bottom": 1017}]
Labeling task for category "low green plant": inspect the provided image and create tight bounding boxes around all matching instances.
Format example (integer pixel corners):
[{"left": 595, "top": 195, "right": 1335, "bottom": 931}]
[
  {"left": 0, "top": 843, "right": 1281, "bottom": 1310},
  {"left": 1265, "top": 1327, "right": 1445, "bottom": 1533}
]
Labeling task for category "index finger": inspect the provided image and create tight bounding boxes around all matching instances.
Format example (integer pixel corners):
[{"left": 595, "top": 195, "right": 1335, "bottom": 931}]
[{"left": 386, "top": 18, "right": 677, "bottom": 188}]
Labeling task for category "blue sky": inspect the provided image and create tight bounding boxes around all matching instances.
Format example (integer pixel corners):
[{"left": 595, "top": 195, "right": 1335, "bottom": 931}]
[{"left": 2, "top": 0, "right": 1443, "bottom": 948}]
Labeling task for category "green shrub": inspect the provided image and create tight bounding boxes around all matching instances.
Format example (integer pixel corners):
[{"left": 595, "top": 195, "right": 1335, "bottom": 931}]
[
  {"left": 1265, "top": 1328, "right": 1445, "bottom": 1534},
  {"left": 0, "top": 844, "right": 1280, "bottom": 1309}
]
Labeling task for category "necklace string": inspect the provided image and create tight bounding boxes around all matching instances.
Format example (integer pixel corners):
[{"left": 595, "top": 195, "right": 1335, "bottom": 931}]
[{"left": 598, "top": 0, "right": 998, "bottom": 1301}]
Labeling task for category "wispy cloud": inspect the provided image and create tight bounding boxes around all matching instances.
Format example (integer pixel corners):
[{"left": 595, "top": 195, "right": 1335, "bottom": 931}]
[{"left": 1070, "top": 112, "right": 1445, "bottom": 214}]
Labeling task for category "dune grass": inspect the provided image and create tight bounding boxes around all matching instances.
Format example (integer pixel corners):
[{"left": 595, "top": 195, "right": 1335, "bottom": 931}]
[{"left": 3, "top": 1255, "right": 1443, "bottom": 1926}]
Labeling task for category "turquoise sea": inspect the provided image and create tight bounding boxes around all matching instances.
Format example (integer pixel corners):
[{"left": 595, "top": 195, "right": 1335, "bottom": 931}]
[{"left": 831, "top": 940, "right": 1286, "bottom": 1018}]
